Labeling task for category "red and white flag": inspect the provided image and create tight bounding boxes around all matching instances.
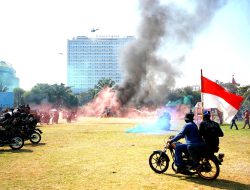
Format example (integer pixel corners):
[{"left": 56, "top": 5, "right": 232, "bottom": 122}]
[{"left": 201, "top": 75, "right": 244, "bottom": 123}]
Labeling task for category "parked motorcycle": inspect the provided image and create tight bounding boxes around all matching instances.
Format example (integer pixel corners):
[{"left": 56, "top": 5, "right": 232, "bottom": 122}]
[{"left": 149, "top": 136, "right": 224, "bottom": 180}]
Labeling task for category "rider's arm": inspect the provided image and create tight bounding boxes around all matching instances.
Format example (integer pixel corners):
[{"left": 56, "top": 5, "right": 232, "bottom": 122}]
[{"left": 169, "top": 125, "right": 187, "bottom": 143}]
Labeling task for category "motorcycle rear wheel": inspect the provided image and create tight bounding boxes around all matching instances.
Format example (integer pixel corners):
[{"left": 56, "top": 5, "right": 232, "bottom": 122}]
[
  {"left": 9, "top": 136, "right": 24, "bottom": 150},
  {"left": 197, "top": 157, "right": 220, "bottom": 180},
  {"left": 149, "top": 152, "right": 169, "bottom": 174},
  {"left": 30, "top": 132, "right": 41, "bottom": 144}
]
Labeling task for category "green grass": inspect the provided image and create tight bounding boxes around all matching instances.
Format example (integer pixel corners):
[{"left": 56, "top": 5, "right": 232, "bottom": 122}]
[{"left": 0, "top": 117, "right": 249, "bottom": 190}]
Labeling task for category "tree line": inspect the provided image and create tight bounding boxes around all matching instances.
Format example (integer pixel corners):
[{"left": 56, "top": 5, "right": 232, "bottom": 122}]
[{"left": 0, "top": 80, "right": 249, "bottom": 113}]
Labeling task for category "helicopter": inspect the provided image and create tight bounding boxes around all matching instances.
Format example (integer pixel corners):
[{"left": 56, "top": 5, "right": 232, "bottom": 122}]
[{"left": 91, "top": 28, "right": 99, "bottom": 32}]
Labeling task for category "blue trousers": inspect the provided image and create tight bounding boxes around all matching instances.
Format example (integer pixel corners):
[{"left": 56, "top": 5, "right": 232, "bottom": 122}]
[
  {"left": 187, "top": 142, "right": 206, "bottom": 166},
  {"left": 174, "top": 144, "right": 188, "bottom": 166}
]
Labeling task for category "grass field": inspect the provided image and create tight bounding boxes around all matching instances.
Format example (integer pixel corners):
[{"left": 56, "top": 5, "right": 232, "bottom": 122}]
[{"left": 0, "top": 117, "right": 249, "bottom": 190}]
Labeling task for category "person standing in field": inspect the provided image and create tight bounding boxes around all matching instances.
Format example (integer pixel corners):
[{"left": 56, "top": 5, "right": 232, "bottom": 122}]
[
  {"left": 242, "top": 110, "right": 250, "bottom": 129},
  {"left": 230, "top": 115, "right": 238, "bottom": 130}
]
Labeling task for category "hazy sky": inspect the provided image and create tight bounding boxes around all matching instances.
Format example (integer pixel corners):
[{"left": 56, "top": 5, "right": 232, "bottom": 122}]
[{"left": 0, "top": 0, "right": 249, "bottom": 90}]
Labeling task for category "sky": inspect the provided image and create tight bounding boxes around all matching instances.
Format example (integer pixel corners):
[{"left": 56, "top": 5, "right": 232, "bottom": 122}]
[{"left": 0, "top": 0, "right": 249, "bottom": 91}]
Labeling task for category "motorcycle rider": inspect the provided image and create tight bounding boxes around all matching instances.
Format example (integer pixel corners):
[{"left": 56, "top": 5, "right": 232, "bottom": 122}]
[{"left": 167, "top": 111, "right": 204, "bottom": 173}]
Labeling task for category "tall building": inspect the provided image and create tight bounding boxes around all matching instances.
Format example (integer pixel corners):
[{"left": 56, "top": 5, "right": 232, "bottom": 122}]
[
  {"left": 67, "top": 35, "right": 135, "bottom": 93},
  {"left": 0, "top": 61, "right": 19, "bottom": 92}
]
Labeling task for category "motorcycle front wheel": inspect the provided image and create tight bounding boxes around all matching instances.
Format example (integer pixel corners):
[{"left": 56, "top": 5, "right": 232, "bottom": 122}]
[
  {"left": 197, "top": 157, "right": 220, "bottom": 180},
  {"left": 30, "top": 132, "right": 41, "bottom": 144},
  {"left": 9, "top": 136, "right": 24, "bottom": 150},
  {"left": 172, "top": 162, "right": 177, "bottom": 172},
  {"left": 149, "top": 152, "right": 169, "bottom": 174}
]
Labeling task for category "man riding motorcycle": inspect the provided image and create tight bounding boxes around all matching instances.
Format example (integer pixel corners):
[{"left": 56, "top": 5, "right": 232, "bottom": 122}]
[{"left": 167, "top": 112, "right": 205, "bottom": 173}]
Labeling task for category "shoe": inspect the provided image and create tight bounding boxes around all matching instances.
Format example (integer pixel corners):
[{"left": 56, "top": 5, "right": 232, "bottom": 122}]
[
  {"left": 176, "top": 166, "right": 193, "bottom": 175},
  {"left": 176, "top": 166, "right": 184, "bottom": 174}
]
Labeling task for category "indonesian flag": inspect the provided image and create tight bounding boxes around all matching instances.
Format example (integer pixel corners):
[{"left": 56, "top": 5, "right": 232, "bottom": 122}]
[{"left": 201, "top": 75, "right": 244, "bottom": 123}]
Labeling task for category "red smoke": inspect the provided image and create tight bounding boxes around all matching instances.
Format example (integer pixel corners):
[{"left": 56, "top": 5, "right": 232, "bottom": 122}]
[
  {"left": 29, "top": 87, "right": 191, "bottom": 122},
  {"left": 78, "top": 87, "right": 189, "bottom": 120},
  {"left": 78, "top": 87, "right": 160, "bottom": 118}
]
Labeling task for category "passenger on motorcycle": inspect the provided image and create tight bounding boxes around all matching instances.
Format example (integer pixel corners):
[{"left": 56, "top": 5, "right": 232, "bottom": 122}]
[
  {"left": 199, "top": 110, "right": 224, "bottom": 153},
  {"left": 167, "top": 112, "right": 205, "bottom": 173}
]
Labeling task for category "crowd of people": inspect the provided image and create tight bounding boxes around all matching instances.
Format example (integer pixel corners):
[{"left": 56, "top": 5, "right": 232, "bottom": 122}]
[
  {"left": 39, "top": 109, "right": 77, "bottom": 124},
  {"left": 0, "top": 106, "right": 78, "bottom": 126}
]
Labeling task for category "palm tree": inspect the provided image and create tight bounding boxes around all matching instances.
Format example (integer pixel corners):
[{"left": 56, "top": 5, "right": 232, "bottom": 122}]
[
  {"left": 88, "top": 88, "right": 99, "bottom": 99},
  {"left": 87, "top": 78, "right": 116, "bottom": 100},
  {"left": 94, "top": 78, "right": 115, "bottom": 91}
]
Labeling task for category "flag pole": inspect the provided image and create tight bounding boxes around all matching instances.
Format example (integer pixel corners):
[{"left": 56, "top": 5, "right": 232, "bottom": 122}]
[{"left": 201, "top": 69, "right": 204, "bottom": 120}]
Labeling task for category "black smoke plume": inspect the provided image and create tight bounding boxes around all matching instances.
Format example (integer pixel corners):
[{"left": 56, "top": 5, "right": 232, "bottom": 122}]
[{"left": 117, "top": 0, "right": 227, "bottom": 106}]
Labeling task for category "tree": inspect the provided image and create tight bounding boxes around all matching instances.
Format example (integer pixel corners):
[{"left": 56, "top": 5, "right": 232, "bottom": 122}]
[
  {"left": 77, "top": 92, "right": 91, "bottom": 106},
  {"left": 63, "top": 94, "right": 78, "bottom": 108},
  {"left": 167, "top": 86, "right": 201, "bottom": 108},
  {"left": 220, "top": 82, "right": 238, "bottom": 94},
  {"left": 237, "top": 85, "right": 250, "bottom": 113},
  {"left": 50, "top": 83, "right": 73, "bottom": 108},
  {"left": 238, "top": 85, "right": 250, "bottom": 100},
  {"left": 88, "top": 78, "right": 116, "bottom": 99},
  {"left": 94, "top": 78, "right": 115, "bottom": 92},
  {"left": 0, "top": 83, "right": 8, "bottom": 92},
  {"left": 24, "top": 83, "right": 78, "bottom": 108},
  {"left": 24, "top": 83, "right": 51, "bottom": 104},
  {"left": 13, "top": 87, "right": 25, "bottom": 106},
  {"left": 88, "top": 88, "right": 99, "bottom": 99}
]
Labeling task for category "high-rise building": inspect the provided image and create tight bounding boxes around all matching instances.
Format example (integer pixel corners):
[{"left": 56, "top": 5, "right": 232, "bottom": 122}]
[
  {"left": 67, "top": 35, "right": 135, "bottom": 93},
  {"left": 0, "top": 61, "right": 19, "bottom": 92}
]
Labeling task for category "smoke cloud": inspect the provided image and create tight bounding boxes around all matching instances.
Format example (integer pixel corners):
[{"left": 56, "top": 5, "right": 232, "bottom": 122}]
[{"left": 117, "top": 0, "right": 227, "bottom": 106}]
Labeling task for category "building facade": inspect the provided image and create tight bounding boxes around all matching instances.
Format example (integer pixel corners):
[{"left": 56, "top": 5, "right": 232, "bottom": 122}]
[
  {"left": 0, "top": 61, "right": 19, "bottom": 92},
  {"left": 67, "top": 35, "right": 135, "bottom": 93}
]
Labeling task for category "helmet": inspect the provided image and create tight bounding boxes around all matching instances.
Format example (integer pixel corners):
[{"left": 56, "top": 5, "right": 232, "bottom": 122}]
[
  {"left": 13, "top": 110, "right": 21, "bottom": 118},
  {"left": 184, "top": 112, "right": 194, "bottom": 121},
  {"left": 4, "top": 113, "right": 11, "bottom": 119},
  {"left": 203, "top": 110, "right": 211, "bottom": 117}
]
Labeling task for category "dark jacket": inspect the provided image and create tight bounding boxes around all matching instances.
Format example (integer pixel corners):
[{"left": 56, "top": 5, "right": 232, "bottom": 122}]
[{"left": 199, "top": 120, "right": 224, "bottom": 152}]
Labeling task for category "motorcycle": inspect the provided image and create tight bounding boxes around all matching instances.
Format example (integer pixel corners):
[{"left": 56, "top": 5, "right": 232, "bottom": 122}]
[
  {"left": 149, "top": 136, "right": 225, "bottom": 180},
  {"left": 19, "top": 113, "right": 43, "bottom": 144},
  {"left": 0, "top": 111, "right": 42, "bottom": 146},
  {"left": 0, "top": 113, "right": 24, "bottom": 150},
  {"left": 20, "top": 125, "right": 42, "bottom": 144},
  {"left": 0, "top": 128, "right": 24, "bottom": 150}
]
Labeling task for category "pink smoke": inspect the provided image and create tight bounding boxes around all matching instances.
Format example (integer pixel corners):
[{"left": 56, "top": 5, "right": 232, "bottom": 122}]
[{"left": 78, "top": 87, "right": 190, "bottom": 120}]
